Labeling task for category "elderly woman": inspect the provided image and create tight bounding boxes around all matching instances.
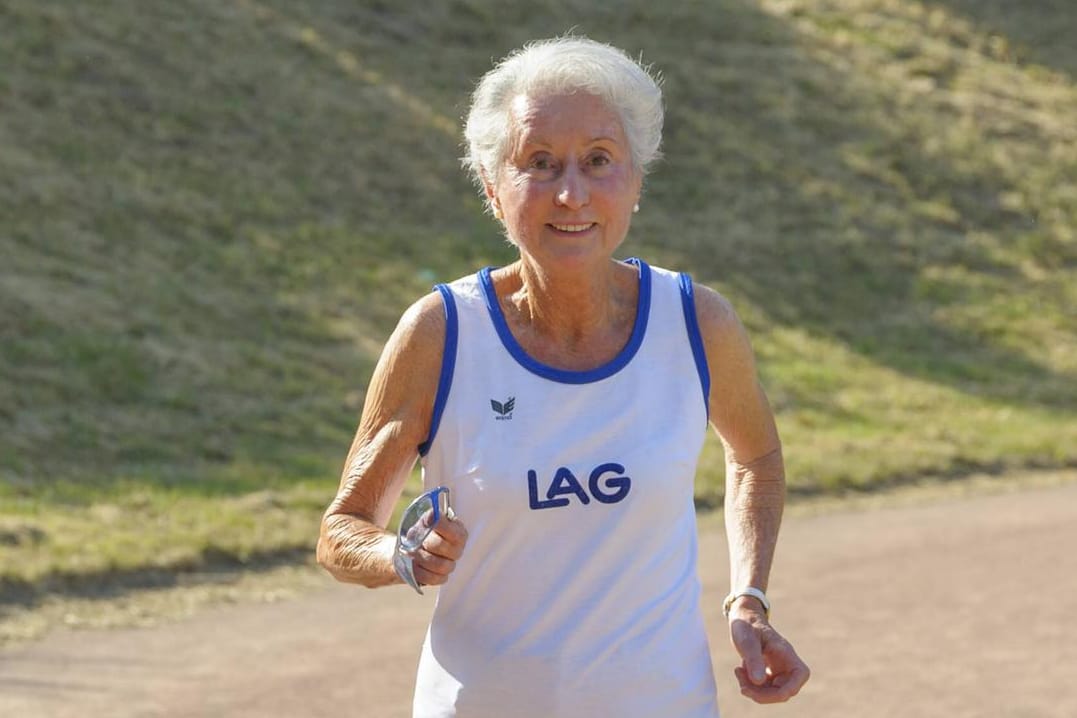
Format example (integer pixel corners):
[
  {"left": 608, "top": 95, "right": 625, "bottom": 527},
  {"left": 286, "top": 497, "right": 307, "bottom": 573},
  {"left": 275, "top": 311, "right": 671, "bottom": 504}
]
[{"left": 318, "top": 37, "right": 809, "bottom": 716}]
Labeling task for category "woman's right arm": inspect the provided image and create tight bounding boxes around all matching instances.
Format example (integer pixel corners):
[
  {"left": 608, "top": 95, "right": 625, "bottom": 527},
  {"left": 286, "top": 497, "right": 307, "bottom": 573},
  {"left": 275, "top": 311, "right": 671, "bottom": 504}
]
[{"left": 316, "top": 292, "right": 448, "bottom": 588}]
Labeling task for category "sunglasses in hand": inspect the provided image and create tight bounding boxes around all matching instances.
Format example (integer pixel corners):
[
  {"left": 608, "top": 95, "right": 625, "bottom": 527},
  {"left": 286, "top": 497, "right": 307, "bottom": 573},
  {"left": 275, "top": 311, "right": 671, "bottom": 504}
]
[{"left": 392, "top": 486, "right": 453, "bottom": 595}]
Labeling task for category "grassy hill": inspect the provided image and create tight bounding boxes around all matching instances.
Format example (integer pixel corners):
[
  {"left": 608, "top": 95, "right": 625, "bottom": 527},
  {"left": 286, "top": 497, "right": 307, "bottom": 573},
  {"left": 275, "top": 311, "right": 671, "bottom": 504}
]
[{"left": 2, "top": 0, "right": 1075, "bottom": 612}]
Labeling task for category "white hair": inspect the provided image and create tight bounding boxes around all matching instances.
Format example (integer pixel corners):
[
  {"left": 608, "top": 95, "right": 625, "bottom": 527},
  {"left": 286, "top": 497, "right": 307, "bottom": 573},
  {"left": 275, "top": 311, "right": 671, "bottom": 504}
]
[{"left": 463, "top": 36, "right": 664, "bottom": 209}]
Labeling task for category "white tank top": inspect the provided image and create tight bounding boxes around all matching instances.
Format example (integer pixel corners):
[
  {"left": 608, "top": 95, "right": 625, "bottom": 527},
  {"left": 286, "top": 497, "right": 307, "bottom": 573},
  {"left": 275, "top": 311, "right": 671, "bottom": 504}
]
[{"left": 414, "top": 259, "right": 719, "bottom": 718}]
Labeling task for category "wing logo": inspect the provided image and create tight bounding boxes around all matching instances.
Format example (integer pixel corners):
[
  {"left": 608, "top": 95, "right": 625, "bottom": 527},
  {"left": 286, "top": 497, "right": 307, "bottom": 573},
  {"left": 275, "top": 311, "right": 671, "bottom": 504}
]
[{"left": 490, "top": 397, "right": 515, "bottom": 420}]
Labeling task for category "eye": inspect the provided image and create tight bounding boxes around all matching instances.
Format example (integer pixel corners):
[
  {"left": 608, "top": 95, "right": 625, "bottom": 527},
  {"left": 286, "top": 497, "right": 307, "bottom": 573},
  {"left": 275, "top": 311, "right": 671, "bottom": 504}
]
[
  {"left": 528, "top": 154, "right": 556, "bottom": 172},
  {"left": 586, "top": 151, "right": 613, "bottom": 169}
]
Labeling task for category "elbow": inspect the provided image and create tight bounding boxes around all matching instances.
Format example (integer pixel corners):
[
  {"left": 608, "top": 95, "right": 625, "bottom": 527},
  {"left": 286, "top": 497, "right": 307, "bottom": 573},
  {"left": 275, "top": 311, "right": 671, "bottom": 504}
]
[
  {"left": 727, "top": 446, "right": 784, "bottom": 484},
  {"left": 315, "top": 517, "right": 353, "bottom": 584},
  {"left": 315, "top": 533, "right": 335, "bottom": 576},
  {"left": 726, "top": 448, "right": 786, "bottom": 505}
]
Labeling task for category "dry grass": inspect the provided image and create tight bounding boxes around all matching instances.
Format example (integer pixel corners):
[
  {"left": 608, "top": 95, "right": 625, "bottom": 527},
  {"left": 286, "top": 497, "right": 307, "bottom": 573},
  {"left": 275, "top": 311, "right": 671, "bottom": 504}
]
[{"left": 1, "top": 0, "right": 1074, "bottom": 604}]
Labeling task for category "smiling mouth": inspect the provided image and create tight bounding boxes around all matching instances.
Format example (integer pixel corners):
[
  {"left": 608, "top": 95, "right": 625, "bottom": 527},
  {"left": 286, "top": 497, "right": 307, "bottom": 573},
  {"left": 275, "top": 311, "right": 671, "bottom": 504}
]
[{"left": 549, "top": 223, "right": 596, "bottom": 233}]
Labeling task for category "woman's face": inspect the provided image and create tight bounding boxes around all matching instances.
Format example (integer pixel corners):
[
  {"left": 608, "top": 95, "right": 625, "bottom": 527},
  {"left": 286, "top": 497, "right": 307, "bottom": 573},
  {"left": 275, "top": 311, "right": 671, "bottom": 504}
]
[{"left": 488, "top": 93, "right": 643, "bottom": 271}]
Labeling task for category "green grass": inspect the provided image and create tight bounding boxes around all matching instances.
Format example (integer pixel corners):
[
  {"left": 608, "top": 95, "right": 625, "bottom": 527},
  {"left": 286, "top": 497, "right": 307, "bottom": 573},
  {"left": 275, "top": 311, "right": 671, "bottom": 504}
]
[{"left": 1, "top": 0, "right": 1075, "bottom": 600}]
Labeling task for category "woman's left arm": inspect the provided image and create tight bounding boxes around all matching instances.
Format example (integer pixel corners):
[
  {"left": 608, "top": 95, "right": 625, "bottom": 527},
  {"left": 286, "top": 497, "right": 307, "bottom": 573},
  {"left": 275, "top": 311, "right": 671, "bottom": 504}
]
[{"left": 693, "top": 282, "right": 810, "bottom": 705}]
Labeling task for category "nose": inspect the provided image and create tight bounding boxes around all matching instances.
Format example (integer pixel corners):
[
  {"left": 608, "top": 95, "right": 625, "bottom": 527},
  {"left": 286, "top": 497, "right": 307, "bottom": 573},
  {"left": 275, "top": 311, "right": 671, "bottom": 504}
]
[{"left": 555, "top": 162, "right": 589, "bottom": 210}]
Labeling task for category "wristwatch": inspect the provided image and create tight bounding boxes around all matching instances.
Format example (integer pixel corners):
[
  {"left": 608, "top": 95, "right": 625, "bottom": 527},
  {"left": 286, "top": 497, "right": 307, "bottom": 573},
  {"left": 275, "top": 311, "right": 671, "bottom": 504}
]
[{"left": 723, "top": 587, "right": 770, "bottom": 618}]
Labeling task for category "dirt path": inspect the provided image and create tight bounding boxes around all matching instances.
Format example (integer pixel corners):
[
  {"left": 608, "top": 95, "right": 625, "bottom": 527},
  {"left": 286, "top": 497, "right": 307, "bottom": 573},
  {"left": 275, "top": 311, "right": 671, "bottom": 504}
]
[{"left": 2, "top": 479, "right": 1076, "bottom": 717}]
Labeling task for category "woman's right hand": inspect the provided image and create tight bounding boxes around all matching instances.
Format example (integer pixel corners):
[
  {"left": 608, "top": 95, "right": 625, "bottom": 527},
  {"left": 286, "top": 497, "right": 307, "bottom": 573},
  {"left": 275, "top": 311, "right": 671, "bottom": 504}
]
[{"left": 407, "top": 513, "right": 469, "bottom": 588}]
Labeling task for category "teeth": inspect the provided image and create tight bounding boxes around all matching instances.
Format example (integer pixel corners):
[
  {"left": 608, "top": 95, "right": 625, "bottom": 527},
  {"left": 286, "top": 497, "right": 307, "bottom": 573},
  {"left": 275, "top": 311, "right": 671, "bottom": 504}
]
[{"left": 552, "top": 223, "right": 593, "bottom": 232}]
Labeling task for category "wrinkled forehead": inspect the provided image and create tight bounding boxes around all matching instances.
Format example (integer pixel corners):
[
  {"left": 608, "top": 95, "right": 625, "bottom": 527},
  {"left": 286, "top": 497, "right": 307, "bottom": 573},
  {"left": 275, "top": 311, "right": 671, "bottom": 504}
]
[{"left": 506, "top": 92, "right": 628, "bottom": 154}]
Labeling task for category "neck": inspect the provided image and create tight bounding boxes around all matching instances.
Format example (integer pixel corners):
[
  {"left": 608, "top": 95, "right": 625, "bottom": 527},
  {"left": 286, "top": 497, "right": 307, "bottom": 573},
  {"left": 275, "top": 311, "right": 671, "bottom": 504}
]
[{"left": 510, "top": 257, "right": 630, "bottom": 342}]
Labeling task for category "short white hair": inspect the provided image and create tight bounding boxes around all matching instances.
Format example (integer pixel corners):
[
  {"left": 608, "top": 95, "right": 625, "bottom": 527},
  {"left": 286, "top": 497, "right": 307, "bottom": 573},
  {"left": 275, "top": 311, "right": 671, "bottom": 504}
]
[{"left": 463, "top": 36, "right": 664, "bottom": 207}]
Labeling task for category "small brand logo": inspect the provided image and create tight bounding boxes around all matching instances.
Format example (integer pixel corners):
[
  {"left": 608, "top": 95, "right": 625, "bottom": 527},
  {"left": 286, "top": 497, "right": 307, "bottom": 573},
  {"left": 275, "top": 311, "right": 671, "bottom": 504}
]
[{"left": 491, "top": 397, "right": 515, "bottom": 420}]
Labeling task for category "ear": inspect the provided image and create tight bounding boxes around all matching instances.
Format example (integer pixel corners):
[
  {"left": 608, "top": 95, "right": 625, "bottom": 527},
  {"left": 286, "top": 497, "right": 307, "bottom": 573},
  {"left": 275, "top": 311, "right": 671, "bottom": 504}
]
[{"left": 480, "top": 169, "right": 503, "bottom": 218}]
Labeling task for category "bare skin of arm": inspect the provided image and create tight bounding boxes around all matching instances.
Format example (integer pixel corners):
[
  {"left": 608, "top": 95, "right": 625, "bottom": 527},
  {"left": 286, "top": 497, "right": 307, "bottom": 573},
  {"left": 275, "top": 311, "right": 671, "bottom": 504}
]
[
  {"left": 694, "top": 283, "right": 810, "bottom": 704},
  {"left": 317, "top": 293, "right": 468, "bottom": 589}
]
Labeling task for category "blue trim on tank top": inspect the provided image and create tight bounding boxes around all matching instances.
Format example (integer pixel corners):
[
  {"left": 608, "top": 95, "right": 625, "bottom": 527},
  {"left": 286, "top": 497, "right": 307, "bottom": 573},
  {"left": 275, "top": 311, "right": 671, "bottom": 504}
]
[
  {"left": 477, "top": 258, "right": 652, "bottom": 385},
  {"left": 418, "top": 284, "right": 458, "bottom": 456},
  {"left": 678, "top": 272, "right": 711, "bottom": 421}
]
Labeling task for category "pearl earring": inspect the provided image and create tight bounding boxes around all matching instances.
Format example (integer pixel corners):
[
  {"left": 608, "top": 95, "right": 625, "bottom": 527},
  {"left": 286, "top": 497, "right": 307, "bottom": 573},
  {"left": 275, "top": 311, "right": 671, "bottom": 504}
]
[{"left": 633, "top": 203, "right": 639, "bottom": 214}]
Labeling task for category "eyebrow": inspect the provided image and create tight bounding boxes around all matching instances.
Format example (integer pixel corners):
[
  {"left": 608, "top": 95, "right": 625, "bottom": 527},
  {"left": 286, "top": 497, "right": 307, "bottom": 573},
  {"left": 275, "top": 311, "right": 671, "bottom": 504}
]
[{"left": 521, "top": 135, "right": 622, "bottom": 149}]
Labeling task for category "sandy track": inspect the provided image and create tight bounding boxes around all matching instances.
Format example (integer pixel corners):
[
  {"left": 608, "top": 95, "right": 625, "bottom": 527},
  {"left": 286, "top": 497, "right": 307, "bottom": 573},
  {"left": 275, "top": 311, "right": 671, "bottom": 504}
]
[{"left": 2, "top": 480, "right": 1076, "bottom": 717}]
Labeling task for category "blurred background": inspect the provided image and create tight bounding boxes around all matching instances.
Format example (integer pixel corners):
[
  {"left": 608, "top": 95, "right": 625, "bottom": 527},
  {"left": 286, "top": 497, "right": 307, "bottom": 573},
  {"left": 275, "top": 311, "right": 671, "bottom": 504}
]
[{"left": 1, "top": 0, "right": 1075, "bottom": 644}]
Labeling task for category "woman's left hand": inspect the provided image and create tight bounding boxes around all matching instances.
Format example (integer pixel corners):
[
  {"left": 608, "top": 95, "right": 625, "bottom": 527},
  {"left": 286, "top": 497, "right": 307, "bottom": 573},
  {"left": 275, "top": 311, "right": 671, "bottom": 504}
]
[{"left": 729, "top": 602, "right": 810, "bottom": 704}]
